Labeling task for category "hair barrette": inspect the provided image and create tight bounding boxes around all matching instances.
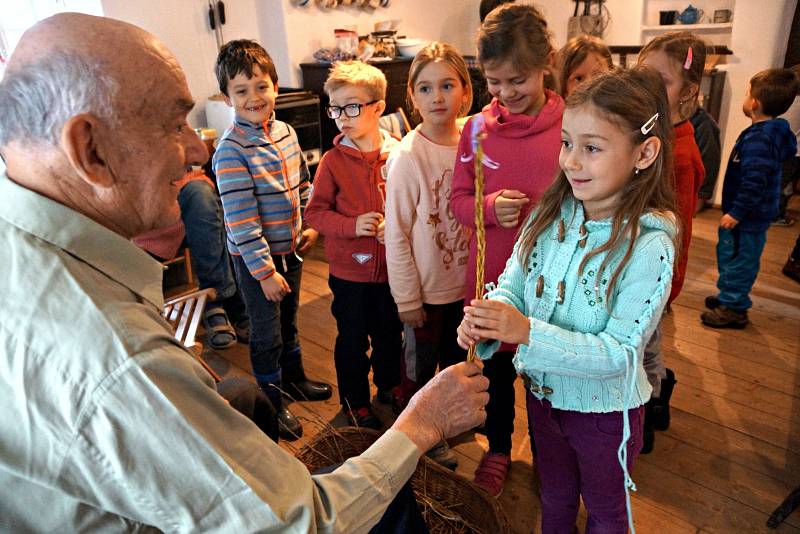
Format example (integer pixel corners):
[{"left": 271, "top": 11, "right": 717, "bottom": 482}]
[
  {"left": 640, "top": 113, "right": 659, "bottom": 135},
  {"left": 683, "top": 46, "right": 693, "bottom": 70}
]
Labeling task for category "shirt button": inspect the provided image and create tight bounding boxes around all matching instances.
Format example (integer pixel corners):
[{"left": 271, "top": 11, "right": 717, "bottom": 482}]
[{"left": 592, "top": 395, "right": 599, "bottom": 401}]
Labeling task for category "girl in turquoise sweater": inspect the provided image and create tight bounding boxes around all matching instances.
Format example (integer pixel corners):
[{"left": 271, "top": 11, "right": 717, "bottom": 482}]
[{"left": 458, "top": 68, "right": 681, "bottom": 533}]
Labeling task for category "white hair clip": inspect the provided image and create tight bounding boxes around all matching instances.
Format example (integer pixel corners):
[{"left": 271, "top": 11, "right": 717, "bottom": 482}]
[{"left": 640, "top": 113, "right": 659, "bottom": 135}]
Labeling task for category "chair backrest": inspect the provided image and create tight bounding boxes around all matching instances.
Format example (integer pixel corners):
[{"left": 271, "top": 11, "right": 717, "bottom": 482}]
[
  {"left": 378, "top": 107, "right": 412, "bottom": 139},
  {"left": 162, "top": 288, "right": 222, "bottom": 382},
  {"left": 162, "top": 288, "right": 216, "bottom": 348}
]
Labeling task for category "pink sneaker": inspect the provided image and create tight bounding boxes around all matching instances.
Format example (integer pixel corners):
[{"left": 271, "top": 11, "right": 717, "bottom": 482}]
[{"left": 473, "top": 452, "right": 510, "bottom": 497}]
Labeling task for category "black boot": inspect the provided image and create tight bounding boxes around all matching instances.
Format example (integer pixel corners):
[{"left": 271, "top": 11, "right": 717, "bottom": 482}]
[
  {"left": 282, "top": 347, "right": 332, "bottom": 401},
  {"left": 285, "top": 379, "right": 333, "bottom": 401},
  {"left": 652, "top": 368, "right": 676, "bottom": 431},
  {"left": 276, "top": 402, "right": 303, "bottom": 441},
  {"left": 641, "top": 400, "right": 656, "bottom": 454},
  {"left": 258, "top": 376, "right": 303, "bottom": 441}
]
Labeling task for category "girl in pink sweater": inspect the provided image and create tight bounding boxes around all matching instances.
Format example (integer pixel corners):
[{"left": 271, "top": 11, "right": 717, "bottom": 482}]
[
  {"left": 385, "top": 42, "right": 473, "bottom": 470},
  {"left": 450, "top": 3, "right": 564, "bottom": 496}
]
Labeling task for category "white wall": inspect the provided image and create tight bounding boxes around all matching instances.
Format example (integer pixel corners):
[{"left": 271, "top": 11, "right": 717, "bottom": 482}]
[
  {"left": 713, "top": 0, "right": 797, "bottom": 203},
  {"left": 257, "top": 0, "right": 479, "bottom": 88},
  {"left": 101, "top": 0, "right": 263, "bottom": 126}
]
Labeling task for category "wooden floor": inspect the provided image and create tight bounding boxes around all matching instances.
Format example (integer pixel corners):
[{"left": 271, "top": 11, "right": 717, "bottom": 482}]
[{"left": 197, "top": 204, "right": 800, "bottom": 534}]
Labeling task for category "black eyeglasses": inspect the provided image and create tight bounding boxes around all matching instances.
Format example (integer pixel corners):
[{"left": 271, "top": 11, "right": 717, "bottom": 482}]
[{"left": 325, "top": 100, "right": 378, "bottom": 119}]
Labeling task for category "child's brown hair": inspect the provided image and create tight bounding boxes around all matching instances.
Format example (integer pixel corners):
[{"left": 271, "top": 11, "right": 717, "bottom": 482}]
[
  {"left": 749, "top": 68, "right": 800, "bottom": 117},
  {"left": 556, "top": 35, "right": 614, "bottom": 98},
  {"left": 477, "top": 3, "right": 554, "bottom": 80},
  {"left": 639, "top": 31, "right": 708, "bottom": 120},
  {"left": 215, "top": 39, "right": 278, "bottom": 96},
  {"left": 516, "top": 67, "right": 681, "bottom": 302},
  {"left": 407, "top": 41, "right": 473, "bottom": 119}
]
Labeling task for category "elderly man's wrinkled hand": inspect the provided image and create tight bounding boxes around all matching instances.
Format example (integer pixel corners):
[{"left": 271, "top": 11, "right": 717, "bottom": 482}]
[{"left": 393, "top": 361, "right": 489, "bottom": 453}]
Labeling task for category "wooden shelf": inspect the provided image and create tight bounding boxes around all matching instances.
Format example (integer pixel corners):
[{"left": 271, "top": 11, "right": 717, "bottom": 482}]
[{"left": 642, "top": 22, "right": 733, "bottom": 31}]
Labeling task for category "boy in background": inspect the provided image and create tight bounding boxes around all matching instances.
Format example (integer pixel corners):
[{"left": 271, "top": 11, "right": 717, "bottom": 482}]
[
  {"left": 305, "top": 61, "right": 402, "bottom": 430},
  {"left": 702, "top": 68, "right": 799, "bottom": 328},
  {"left": 213, "top": 40, "right": 332, "bottom": 440}
]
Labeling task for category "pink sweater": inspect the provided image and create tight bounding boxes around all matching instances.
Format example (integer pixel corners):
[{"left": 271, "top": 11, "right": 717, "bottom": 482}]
[
  {"left": 385, "top": 129, "right": 470, "bottom": 313},
  {"left": 451, "top": 92, "right": 564, "bottom": 304}
]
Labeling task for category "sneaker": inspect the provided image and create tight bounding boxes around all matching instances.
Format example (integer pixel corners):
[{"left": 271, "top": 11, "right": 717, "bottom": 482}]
[
  {"left": 704, "top": 295, "right": 721, "bottom": 310},
  {"left": 426, "top": 440, "right": 458, "bottom": 471},
  {"left": 348, "top": 406, "right": 382, "bottom": 430},
  {"left": 473, "top": 452, "right": 510, "bottom": 497},
  {"left": 701, "top": 305, "right": 749, "bottom": 329},
  {"left": 771, "top": 216, "right": 795, "bottom": 227},
  {"left": 783, "top": 255, "right": 800, "bottom": 284},
  {"left": 376, "top": 387, "right": 404, "bottom": 415}
]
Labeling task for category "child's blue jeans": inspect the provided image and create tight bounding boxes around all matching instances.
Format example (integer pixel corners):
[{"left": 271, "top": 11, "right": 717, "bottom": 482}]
[
  {"left": 232, "top": 252, "right": 304, "bottom": 392},
  {"left": 716, "top": 227, "right": 767, "bottom": 312}
]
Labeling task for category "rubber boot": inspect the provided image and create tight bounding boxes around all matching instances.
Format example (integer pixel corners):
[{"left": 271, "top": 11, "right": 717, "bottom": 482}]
[
  {"left": 255, "top": 370, "right": 303, "bottom": 441},
  {"left": 641, "top": 401, "right": 656, "bottom": 454},
  {"left": 652, "top": 368, "right": 676, "bottom": 431},
  {"left": 281, "top": 347, "right": 332, "bottom": 401}
]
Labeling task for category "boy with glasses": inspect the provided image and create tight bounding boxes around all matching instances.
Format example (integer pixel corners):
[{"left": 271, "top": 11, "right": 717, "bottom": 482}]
[{"left": 305, "top": 61, "right": 403, "bottom": 429}]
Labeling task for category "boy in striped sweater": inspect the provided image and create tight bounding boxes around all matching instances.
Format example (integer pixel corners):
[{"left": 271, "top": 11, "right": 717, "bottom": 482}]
[{"left": 213, "top": 40, "right": 331, "bottom": 440}]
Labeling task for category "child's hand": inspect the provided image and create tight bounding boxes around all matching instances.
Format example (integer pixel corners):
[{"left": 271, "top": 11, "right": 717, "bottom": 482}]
[
  {"left": 464, "top": 299, "right": 530, "bottom": 346},
  {"left": 720, "top": 213, "right": 739, "bottom": 229},
  {"left": 494, "top": 189, "right": 529, "bottom": 228},
  {"left": 260, "top": 272, "right": 291, "bottom": 302},
  {"left": 297, "top": 228, "right": 319, "bottom": 256},
  {"left": 456, "top": 319, "right": 483, "bottom": 350},
  {"left": 376, "top": 217, "right": 386, "bottom": 244},
  {"left": 399, "top": 307, "right": 426, "bottom": 328},
  {"left": 356, "top": 212, "right": 382, "bottom": 237}
]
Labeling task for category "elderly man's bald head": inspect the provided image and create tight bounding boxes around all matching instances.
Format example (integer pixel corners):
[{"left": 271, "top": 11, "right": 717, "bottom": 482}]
[
  {"left": 0, "top": 13, "right": 207, "bottom": 238},
  {"left": 0, "top": 13, "right": 188, "bottom": 146}
]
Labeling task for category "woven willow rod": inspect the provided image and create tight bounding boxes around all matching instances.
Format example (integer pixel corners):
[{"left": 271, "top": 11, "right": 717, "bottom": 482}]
[{"left": 467, "top": 137, "right": 486, "bottom": 363}]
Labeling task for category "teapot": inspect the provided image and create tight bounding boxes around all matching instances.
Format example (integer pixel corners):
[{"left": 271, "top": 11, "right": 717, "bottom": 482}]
[{"left": 678, "top": 5, "right": 704, "bottom": 24}]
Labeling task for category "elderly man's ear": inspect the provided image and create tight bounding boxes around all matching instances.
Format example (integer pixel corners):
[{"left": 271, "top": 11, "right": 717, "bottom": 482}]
[{"left": 60, "top": 114, "right": 117, "bottom": 188}]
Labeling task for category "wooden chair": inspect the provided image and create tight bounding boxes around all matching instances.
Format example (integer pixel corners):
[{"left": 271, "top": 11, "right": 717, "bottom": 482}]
[
  {"left": 162, "top": 288, "right": 222, "bottom": 382},
  {"left": 161, "top": 246, "right": 194, "bottom": 286}
]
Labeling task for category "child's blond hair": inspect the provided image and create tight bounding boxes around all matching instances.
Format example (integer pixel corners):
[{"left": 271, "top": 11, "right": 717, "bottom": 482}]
[
  {"left": 407, "top": 41, "right": 474, "bottom": 118},
  {"left": 323, "top": 60, "right": 387, "bottom": 101}
]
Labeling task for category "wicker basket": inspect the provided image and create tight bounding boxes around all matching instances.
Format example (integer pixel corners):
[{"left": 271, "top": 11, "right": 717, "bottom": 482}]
[{"left": 297, "top": 426, "right": 512, "bottom": 533}]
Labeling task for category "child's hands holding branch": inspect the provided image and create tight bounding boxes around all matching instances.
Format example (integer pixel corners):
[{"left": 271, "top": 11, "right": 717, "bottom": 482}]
[
  {"left": 457, "top": 299, "right": 531, "bottom": 349},
  {"left": 356, "top": 211, "right": 382, "bottom": 237},
  {"left": 493, "top": 189, "right": 529, "bottom": 229}
]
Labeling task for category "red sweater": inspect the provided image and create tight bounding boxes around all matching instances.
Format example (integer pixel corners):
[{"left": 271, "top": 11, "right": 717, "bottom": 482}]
[
  {"left": 305, "top": 131, "right": 399, "bottom": 283},
  {"left": 451, "top": 92, "right": 564, "bottom": 304},
  {"left": 670, "top": 120, "right": 705, "bottom": 304}
]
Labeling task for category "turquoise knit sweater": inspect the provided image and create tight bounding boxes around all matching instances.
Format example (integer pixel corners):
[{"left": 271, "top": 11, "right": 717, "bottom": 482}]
[{"left": 478, "top": 196, "right": 676, "bottom": 413}]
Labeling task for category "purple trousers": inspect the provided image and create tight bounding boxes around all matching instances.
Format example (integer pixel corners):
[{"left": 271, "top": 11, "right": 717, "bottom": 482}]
[{"left": 527, "top": 393, "right": 643, "bottom": 534}]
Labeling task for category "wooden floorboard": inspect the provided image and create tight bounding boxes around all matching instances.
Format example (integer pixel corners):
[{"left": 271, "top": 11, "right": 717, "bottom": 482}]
[{"left": 198, "top": 203, "right": 800, "bottom": 533}]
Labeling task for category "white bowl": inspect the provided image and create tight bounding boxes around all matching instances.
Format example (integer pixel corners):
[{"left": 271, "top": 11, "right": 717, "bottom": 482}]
[{"left": 396, "top": 38, "right": 426, "bottom": 58}]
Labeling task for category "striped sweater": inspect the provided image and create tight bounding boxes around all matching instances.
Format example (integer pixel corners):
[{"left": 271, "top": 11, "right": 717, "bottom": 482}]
[{"left": 213, "top": 116, "right": 310, "bottom": 280}]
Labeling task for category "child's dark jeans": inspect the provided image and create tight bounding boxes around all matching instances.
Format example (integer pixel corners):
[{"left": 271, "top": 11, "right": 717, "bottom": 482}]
[
  {"left": 328, "top": 275, "right": 402, "bottom": 410},
  {"left": 716, "top": 227, "right": 767, "bottom": 311},
  {"left": 232, "top": 252, "right": 304, "bottom": 391}
]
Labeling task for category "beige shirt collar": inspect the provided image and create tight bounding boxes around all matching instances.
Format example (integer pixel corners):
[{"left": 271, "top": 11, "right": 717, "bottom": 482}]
[{"left": 0, "top": 173, "right": 164, "bottom": 309}]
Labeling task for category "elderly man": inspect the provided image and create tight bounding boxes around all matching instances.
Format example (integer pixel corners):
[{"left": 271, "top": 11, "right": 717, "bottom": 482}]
[{"left": 0, "top": 13, "right": 489, "bottom": 532}]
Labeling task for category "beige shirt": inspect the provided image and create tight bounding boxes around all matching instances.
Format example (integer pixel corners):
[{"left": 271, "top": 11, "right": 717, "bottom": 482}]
[
  {"left": 385, "top": 129, "right": 470, "bottom": 313},
  {"left": 0, "top": 174, "right": 419, "bottom": 533}
]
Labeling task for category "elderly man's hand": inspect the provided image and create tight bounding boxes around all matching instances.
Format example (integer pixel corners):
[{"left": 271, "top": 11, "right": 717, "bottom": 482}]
[{"left": 392, "top": 361, "right": 489, "bottom": 453}]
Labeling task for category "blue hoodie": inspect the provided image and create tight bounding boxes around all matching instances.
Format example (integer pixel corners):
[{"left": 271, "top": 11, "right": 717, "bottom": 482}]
[{"left": 722, "top": 118, "right": 797, "bottom": 232}]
